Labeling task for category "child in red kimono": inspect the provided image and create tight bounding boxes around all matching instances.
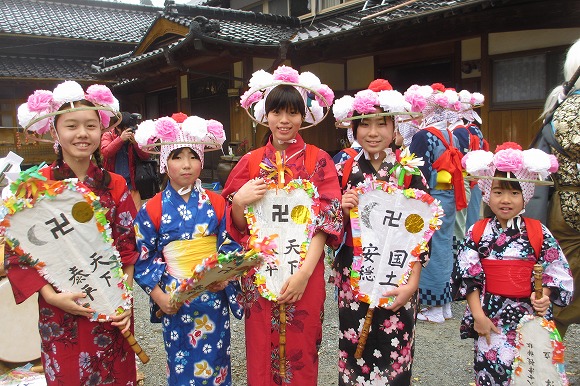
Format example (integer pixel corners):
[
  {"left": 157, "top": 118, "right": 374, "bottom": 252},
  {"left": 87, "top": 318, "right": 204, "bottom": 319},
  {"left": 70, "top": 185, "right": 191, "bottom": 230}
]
[
  {"left": 5, "top": 81, "right": 138, "bottom": 385},
  {"left": 222, "top": 66, "right": 343, "bottom": 385}
]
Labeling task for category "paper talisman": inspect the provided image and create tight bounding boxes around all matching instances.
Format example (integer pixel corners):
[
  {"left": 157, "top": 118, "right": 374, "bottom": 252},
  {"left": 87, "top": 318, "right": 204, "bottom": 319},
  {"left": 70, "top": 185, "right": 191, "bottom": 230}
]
[
  {"left": 511, "top": 264, "right": 568, "bottom": 386},
  {"left": 246, "top": 179, "right": 318, "bottom": 301},
  {"left": 1, "top": 177, "right": 132, "bottom": 322},
  {"left": 168, "top": 248, "right": 266, "bottom": 305},
  {"left": 350, "top": 180, "right": 443, "bottom": 308}
]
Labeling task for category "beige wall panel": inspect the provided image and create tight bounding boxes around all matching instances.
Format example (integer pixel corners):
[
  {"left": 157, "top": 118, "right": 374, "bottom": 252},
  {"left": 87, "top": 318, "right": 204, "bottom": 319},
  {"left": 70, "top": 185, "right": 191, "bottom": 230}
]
[
  {"left": 347, "top": 57, "right": 374, "bottom": 91},
  {"left": 489, "top": 29, "right": 580, "bottom": 55},
  {"left": 301, "top": 62, "right": 345, "bottom": 91}
]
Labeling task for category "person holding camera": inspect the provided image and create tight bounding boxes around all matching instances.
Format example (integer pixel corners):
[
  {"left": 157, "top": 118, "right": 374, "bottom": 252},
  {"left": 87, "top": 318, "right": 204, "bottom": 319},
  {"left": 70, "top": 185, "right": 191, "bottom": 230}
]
[{"left": 101, "top": 112, "right": 151, "bottom": 209}]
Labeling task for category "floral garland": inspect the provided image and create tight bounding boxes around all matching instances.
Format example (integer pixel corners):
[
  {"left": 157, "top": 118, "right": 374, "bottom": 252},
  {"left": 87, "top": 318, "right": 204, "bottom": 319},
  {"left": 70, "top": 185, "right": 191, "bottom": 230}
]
[
  {"left": 0, "top": 168, "right": 132, "bottom": 321},
  {"left": 246, "top": 178, "right": 320, "bottom": 301},
  {"left": 349, "top": 180, "right": 443, "bottom": 307},
  {"left": 511, "top": 314, "right": 568, "bottom": 385}
]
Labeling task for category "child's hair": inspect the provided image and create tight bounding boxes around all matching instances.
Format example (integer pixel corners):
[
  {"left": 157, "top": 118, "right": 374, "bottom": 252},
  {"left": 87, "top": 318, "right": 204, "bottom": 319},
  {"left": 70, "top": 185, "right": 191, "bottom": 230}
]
[
  {"left": 160, "top": 147, "right": 200, "bottom": 189},
  {"left": 493, "top": 170, "right": 522, "bottom": 191},
  {"left": 264, "top": 84, "right": 306, "bottom": 117}
]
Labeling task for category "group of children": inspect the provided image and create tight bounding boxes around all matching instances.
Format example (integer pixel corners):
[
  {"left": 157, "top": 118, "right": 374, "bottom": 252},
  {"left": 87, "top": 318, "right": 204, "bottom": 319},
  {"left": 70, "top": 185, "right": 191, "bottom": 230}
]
[{"left": 2, "top": 59, "right": 575, "bottom": 386}]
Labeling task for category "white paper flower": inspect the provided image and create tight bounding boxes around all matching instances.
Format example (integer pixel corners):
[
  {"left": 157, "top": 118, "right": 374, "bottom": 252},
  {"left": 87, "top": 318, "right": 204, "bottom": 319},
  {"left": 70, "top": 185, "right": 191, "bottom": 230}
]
[
  {"left": 471, "top": 92, "right": 485, "bottom": 105},
  {"left": 298, "top": 71, "right": 322, "bottom": 90},
  {"left": 443, "top": 89, "right": 459, "bottom": 106},
  {"left": 332, "top": 95, "right": 355, "bottom": 121},
  {"left": 306, "top": 100, "right": 323, "bottom": 124},
  {"left": 458, "top": 90, "right": 471, "bottom": 103},
  {"left": 17, "top": 103, "right": 35, "bottom": 128},
  {"left": 463, "top": 150, "right": 494, "bottom": 175},
  {"left": 248, "top": 69, "right": 274, "bottom": 90},
  {"left": 182, "top": 116, "right": 208, "bottom": 139},
  {"left": 253, "top": 99, "right": 266, "bottom": 122},
  {"left": 522, "top": 148, "right": 551, "bottom": 178},
  {"left": 134, "top": 119, "right": 157, "bottom": 146},
  {"left": 52, "top": 80, "right": 85, "bottom": 105},
  {"left": 377, "top": 90, "right": 406, "bottom": 114}
]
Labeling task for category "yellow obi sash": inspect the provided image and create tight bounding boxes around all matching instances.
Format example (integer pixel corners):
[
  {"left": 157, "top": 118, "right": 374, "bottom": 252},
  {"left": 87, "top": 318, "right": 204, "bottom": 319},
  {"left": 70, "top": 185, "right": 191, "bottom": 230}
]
[{"left": 163, "top": 236, "right": 217, "bottom": 280}]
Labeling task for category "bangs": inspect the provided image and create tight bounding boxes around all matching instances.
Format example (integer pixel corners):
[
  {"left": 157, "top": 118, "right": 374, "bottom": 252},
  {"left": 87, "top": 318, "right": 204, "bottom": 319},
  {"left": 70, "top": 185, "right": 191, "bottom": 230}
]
[{"left": 265, "top": 85, "right": 305, "bottom": 116}]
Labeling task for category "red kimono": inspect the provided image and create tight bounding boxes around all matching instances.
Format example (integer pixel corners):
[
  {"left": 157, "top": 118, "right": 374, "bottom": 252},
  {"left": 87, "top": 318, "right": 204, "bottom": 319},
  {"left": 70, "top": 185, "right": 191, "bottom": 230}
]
[
  {"left": 6, "top": 162, "right": 139, "bottom": 386},
  {"left": 222, "top": 134, "right": 343, "bottom": 386}
]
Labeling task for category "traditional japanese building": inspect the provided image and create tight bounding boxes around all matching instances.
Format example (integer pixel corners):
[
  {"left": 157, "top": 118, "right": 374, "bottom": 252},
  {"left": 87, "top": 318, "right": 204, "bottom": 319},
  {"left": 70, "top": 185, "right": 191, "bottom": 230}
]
[
  {"left": 0, "top": 0, "right": 158, "bottom": 165},
  {"left": 93, "top": 0, "right": 580, "bottom": 162}
]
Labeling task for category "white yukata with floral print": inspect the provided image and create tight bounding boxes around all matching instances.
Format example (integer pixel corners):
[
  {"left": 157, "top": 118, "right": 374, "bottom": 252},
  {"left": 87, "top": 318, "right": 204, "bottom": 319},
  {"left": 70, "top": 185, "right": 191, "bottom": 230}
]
[{"left": 134, "top": 183, "right": 243, "bottom": 386}]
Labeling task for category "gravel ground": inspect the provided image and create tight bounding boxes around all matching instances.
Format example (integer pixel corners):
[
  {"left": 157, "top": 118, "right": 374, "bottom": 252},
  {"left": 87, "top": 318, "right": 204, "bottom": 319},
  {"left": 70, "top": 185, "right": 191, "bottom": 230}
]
[{"left": 134, "top": 272, "right": 580, "bottom": 385}]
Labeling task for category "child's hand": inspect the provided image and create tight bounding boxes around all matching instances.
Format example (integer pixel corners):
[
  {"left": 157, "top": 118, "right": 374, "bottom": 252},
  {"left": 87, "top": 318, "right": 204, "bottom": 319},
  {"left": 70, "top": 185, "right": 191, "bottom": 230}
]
[
  {"left": 531, "top": 288, "right": 552, "bottom": 316},
  {"left": 341, "top": 189, "right": 358, "bottom": 216},
  {"left": 152, "top": 288, "right": 182, "bottom": 315},
  {"left": 111, "top": 308, "right": 132, "bottom": 333},
  {"left": 473, "top": 315, "right": 499, "bottom": 345},
  {"left": 383, "top": 283, "right": 418, "bottom": 312},
  {"left": 234, "top": 178, "right": 268, "bottom": 207},
  {"left": 42, "top": 286, "right": 95, "bottom": 318},
  {"left": 277, "top": 270, "right": 310, "bottom": 304},
  {"left": 207, "top": 280, "right": 228, "bottom": 292}
]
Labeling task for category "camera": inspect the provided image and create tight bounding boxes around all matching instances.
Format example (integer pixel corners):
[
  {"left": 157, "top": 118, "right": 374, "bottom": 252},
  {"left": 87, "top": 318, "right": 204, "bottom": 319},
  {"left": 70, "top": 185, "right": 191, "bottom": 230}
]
[
  {"left": 120, "top": 112, "right": 142, "bottom": 131},
  {"left": 128, "top": 113, "right": 142, "bottom": 129}
]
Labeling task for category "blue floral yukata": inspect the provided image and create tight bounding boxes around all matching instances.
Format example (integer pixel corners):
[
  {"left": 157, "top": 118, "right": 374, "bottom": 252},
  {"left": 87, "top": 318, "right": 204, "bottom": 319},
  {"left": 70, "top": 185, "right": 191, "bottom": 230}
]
[{"left": 134, "top": 183, "right": 243, "bottom": 386}]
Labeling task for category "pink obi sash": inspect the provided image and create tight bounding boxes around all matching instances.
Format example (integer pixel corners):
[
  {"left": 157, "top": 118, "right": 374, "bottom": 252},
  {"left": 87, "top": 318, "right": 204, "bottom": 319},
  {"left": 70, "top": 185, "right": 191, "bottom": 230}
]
[{"left": 481, "top": 259, "right": 535, "bottom": 298}]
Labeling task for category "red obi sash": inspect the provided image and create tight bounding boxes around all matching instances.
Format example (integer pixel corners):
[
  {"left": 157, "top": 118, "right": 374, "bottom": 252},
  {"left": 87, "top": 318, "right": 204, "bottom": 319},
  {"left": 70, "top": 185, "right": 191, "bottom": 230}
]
[{"left": 481, "top": 259, "right": 535, "bottom": 298}]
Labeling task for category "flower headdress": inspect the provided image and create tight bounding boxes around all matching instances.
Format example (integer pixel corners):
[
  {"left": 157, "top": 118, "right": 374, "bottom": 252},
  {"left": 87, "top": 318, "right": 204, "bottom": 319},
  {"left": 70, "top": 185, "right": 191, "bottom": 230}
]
[
  {"left": 17, "top": 81, "right": 121, "bottom": 138},
  {"left": 333, "top": 79, "right": 420, "bottom": 128},
  {"left": 404, "top": 83, "right": 462, "bottom": 128},
  {"left": 458, "top": 89, "right": 484, "bottom": 124},
  {"left": 134, "top": 112, "right": 226, "bottom": 172},
  {"left": 462, "top": 142, "right": 558, "bottom": 205},
  {"left": 240, "top": 65, "right": 335, "bottom": 129}
]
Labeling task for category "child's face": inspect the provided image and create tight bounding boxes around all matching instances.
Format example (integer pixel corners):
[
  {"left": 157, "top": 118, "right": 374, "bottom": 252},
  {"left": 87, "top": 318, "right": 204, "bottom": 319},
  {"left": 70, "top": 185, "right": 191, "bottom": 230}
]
[
  {"left": 488, "top": 179, "right": 524, "bottom": 228},
  {"left": 166, "top": 147, "right": 201, "bottom": 190},
  {"left": 53, "top": 109, "right": 101, "bottom": 163},
  {"left": 356, "top": 111, "right": 394, "bottom": 157},
  {"left": 267, "top": 107, "right": 302, "bottom": 150}
]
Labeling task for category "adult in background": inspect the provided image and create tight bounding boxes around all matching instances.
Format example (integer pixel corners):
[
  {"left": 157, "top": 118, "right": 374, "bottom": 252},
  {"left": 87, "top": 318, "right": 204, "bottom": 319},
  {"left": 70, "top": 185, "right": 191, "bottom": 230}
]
[
  {"left": 101, "top": 112, "right": 150, "bottom": 209},
  {"left": 544, "top": 38, "right": 580, "bottom": 337}
]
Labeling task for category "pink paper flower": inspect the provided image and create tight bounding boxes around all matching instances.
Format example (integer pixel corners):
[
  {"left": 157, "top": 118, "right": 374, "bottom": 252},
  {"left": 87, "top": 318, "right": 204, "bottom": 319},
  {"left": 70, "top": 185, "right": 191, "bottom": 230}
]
[
  {"left": 352, "top": 89, "right": 379, "bottom": 114},
  {"left": 240, "top": 89, "right": 262, "bottom": 109},
  {"left": 315, "top": 84, "right": 335, "bottom": 107},
  {"left": 27, "top": 90, "right": 54, "bottom": 113},
  {"left": 98, "top": 110, "right": 110, "bottom": 128},
  {"left": 207, "top": 119, "right": 225, "bottom": 140},
  {"left": 494, "top": 148, "right": 524, "bottom": 173},
  {"left": 433, "top": 93, "right": 449, "bottom": 108},
  {"left": 155, "top": 117, "right": 180, "bottom": 141},
  {"left": 272, "top": 65, "right": 300, "bottom": 83},
  {"left": 548, "top": 154, "right": 559, "bottom": 173},
  {"left": 85, "top": 85, "right": 114, "bottom": 105}
]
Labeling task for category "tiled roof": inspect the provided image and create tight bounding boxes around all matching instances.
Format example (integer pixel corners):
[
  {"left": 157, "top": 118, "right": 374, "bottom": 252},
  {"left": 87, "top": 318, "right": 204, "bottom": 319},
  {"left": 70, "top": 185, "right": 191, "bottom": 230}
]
[
  {"left": 94, "top": 0, "right": 495, "bottom": 75},
  {"left": 293, "top": 0, "right": 485, "bottom": 43},
  {"left": 161, "top": 4, "right": 299, "bottom": 46},
  {"left": 0, "top": 0, "right": 158, "bottom": 43},
  {"left": 0, "top": 55, "right": 96, "bottom": 80}
]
